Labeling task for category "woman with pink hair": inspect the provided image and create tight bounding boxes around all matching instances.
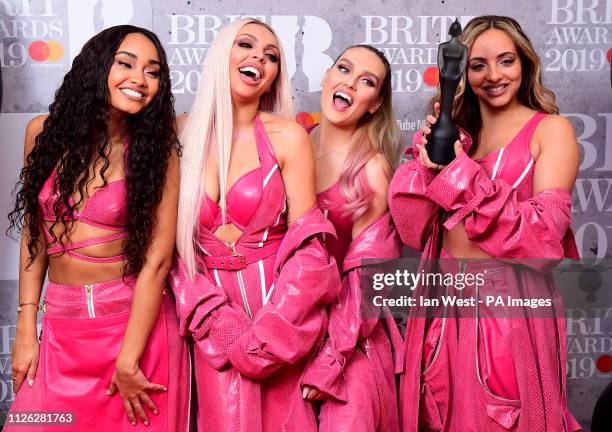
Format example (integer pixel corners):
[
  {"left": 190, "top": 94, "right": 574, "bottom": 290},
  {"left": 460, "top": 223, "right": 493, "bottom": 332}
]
[
  {"left": 299, "top": 45, "right": 404, "bottom": 432},
  {"left": 169, "top": 18, "right": 340, "bottom": 431}
]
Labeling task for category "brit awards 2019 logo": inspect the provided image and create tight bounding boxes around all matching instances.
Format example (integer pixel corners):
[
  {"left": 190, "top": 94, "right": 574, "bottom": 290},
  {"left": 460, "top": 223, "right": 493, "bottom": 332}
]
[
  {"left": 549, "top": 0, "right": 612, "bottom": 259},
  {"left": 545, "top": 0, "right": 611, "bottom": 73},
  {"left": 0, "top": 0, "right": 64, "bottom": 68},
  {"left": 361, "top": 15, "right": 474, "bottom": 94}
]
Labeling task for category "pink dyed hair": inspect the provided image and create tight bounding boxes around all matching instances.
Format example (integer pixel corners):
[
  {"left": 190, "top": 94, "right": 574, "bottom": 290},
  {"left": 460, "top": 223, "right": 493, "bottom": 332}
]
[{"left": 333, "top": 45, "right": 403, "bottom": 220}]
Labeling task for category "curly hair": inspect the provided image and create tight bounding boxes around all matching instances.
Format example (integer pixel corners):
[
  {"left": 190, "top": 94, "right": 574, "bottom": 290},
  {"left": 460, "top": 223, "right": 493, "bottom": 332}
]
[{"left": 8, "top": 25, "right": 179, "bottom": 276}]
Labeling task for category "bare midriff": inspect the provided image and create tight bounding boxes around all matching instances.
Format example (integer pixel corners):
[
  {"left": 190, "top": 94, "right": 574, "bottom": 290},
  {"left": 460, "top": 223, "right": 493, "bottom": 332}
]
[
  {"left": 212, "top": 223, "right": 243, "bottom": 244},
  {"left": 442, "top": 221, "right": 493, "bottom": 259},
  {"left": 44, "top": 221, "right": 126, "bottom": 284}
]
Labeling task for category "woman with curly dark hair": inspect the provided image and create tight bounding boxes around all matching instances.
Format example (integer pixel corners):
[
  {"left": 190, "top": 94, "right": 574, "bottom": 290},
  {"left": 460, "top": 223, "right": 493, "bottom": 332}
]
[{"left": 5, "top": 25, "right": 189, "bottom": 431}]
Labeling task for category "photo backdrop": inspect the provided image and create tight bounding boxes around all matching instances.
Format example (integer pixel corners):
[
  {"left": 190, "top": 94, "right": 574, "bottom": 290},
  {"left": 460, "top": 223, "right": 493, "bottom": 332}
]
[{"left": 0, "top": 0, "right": 610, "bottom": 428}]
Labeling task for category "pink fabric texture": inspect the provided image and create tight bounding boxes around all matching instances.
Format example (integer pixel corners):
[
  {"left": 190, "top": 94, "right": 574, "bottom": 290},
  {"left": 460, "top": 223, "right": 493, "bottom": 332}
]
[
  {"left": 5, "top": 278, "right": 190, "bottom": 432},
  {"left": 169, "top": 118, "right": 341, "bottom": 432},
  {"left": 199, "top": 116, "right": 266, "bottom": 232},
  {"left": 388, "top": 116, "right": 581, "bottom": 432},
  {"left": 300, "top": 191, "right": 404, "bottom": 432},
  {"left": 37, "top": 137, "right": 130, "bottom": 263}
]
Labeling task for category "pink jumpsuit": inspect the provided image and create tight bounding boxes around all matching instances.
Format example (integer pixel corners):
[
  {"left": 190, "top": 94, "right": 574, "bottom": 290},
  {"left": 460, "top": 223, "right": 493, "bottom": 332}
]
[
  {"left": 6, "top": 139, "right": 190, "bottom": 432},
  {"left": 389, "top": 113, "right": 581, "bottom": 432},
  {"left": 300, "top": 178, "right": 404, "bottom": 432},
  {"left": 169, "top": 116, "right": 341, "bottom": 432}
]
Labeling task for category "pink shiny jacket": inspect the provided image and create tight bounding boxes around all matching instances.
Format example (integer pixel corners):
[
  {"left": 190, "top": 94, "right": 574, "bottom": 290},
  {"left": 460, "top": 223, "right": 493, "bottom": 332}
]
[
  {"left": 389, "top": 128, "right": 580, "bottom": 432},
  {"left": 301, "top": 210, "right": 404, "bottom": 432},
  {"left": 169, "top": 135, "right": 341, "bottom": 432}
]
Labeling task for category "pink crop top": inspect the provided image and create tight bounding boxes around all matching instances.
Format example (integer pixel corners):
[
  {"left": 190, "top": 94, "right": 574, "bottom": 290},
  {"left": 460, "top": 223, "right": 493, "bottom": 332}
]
[
  {"left": 199, "top": 116, "right": 271, "bottom": 232},
  {"left": 38, "top": 140, "right": 129, "bottom": 263},
  {"left": 475, "top": 111, "right": 545, "bottom": 200}
]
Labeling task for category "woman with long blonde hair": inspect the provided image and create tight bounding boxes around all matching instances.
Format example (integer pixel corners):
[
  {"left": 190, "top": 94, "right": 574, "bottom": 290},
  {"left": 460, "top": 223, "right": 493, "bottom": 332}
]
[
  {"left": 168, "top": 18, "right": 340, "bottom": 431},
  {"left": 299, "top": 45, "right": 404, "bottom": 432},
  {"left": 390, "top": 16, "right": 581, "bottom": 431}
]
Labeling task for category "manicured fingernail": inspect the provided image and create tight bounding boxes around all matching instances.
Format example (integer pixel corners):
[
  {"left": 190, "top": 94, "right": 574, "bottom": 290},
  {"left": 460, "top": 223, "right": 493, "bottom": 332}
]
[
  {"left": 28, "top": 380, "right": 34, "bottom": 387},
  {"left": 153, "top": 410, "right": 158, "bottom": 415},
  {"left": 131, "top": 421, "right": 136, "bottom": 426},
  {"left": 162, "top": 387, "right": 167, "bottom": 392},
  {"left": 144, "top": 420, "right": 149, "bottom": 426}
]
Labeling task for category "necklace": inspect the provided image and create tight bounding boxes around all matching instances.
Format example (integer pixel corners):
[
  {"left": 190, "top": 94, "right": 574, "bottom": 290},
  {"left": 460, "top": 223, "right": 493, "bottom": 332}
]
[{"left": 315, "top": 144, "right": 350, "bottom": 161}]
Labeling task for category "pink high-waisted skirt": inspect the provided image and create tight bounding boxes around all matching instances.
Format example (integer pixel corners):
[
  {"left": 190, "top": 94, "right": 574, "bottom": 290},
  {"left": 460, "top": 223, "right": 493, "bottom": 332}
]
[{"left": 5, "top": 277, "right": 190, "bottom": 432}]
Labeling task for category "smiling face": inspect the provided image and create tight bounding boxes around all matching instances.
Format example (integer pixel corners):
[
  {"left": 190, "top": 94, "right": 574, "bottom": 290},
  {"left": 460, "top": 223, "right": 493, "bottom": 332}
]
[
  {"left": 229, "top": 23, "right": 280, "bottom": 105},
  {"left": 107, "top": 32, "right": 161, "bottom": 115},
  {"left": 467, "top": 28, "right": 523, "bottom": 110},
  {"left": 320, "top": 46, "right": 386, "bottom": 128}
]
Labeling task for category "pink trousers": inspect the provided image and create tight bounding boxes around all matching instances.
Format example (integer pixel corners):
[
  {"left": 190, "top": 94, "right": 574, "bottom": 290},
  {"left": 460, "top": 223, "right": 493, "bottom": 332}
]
[
  {"left": 5, "top": 277, "right": 190, "bottom": 432},
  {"left": 416, "top": 253, "right": 574, "bottom": 431}
]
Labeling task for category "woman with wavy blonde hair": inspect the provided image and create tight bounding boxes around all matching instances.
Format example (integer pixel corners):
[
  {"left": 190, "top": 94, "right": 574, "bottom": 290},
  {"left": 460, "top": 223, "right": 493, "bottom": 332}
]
[
  {"left": 169, "top": 17, "right": 340, "bottom": 431},
  {"left": 434, "top": 15, "right": 559, "bottom": 147},
  {"left": 390, "top": 15, "right": 581, "bottom": 431}
]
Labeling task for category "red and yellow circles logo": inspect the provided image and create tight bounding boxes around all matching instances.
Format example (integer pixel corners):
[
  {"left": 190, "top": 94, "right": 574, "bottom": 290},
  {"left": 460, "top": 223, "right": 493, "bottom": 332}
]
[
  {"left": 296, "top": 112, "right": 321, "bottom": 127},
  {"left": 28, "top": 40, "right": 64, "bottom": 62}
]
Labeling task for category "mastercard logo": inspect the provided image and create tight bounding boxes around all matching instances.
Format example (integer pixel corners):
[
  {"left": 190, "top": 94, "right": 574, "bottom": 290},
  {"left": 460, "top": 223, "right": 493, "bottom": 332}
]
[
  {"left": 296, "top": 112, "right": 321, "bottom": 127},
  {"left": 28, "top": 40, "right": 64, "bottom": 62}
]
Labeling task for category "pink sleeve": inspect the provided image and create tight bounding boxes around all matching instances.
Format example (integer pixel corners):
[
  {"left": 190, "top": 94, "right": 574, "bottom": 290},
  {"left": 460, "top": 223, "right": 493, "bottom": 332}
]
[
  {"left": 425, "top": 152, "right": 575, "bottom": 263},
  {"left": 168, "top": 255, "right": 252, "bottom": 369},
  {"left": 169, "top": 236, "right": 339, "bottom": 379},
  {"left": 300, "top": 214, "right": 403, "bottom": 402},
  {"left": 299, "top": 267, "right": 379, "bottom": 402},
  {"left": 388, "top": 131, "right": 440, "bottom": 250},
  {"left": 169, "top": 210, "right": 340, "bottom": 378},
  {"left": 224, "top": 234, "right": 341, "bottom": 379}
]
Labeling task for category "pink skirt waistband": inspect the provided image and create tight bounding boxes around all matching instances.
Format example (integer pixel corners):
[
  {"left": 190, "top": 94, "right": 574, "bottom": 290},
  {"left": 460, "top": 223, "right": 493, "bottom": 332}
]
[{"left": 44, "top": 275, "right": 137, "bottom": 319}]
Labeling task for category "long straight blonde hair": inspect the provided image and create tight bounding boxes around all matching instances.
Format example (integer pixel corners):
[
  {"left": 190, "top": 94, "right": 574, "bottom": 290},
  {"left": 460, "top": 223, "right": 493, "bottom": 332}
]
[{"left": 177, "top": 18, "right": 294, "bottom": 278}]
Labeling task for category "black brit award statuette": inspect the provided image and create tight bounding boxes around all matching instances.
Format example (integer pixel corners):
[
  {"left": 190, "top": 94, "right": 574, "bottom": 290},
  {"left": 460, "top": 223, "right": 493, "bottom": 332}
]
[{"left": 428, "top": 19, "right": 468, "bottom": 165}]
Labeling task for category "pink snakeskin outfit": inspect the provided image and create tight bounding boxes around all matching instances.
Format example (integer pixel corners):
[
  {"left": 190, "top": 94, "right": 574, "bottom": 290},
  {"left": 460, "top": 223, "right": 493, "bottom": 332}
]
[
  {"left": 168, "top": 115, "right": 341, "bottom": 432},
  {"left": 300, "top": 175, "right": 404, "bottom": 432},
  {"left": 5, "top": 138, "right": 190, "bottom": 432},
  {"left": 389, "top": 112, "right": 581, "bottom": 432}
]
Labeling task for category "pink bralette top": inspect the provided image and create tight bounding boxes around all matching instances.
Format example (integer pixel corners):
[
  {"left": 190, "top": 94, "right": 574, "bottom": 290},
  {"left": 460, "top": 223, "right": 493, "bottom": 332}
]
[
  {"left": 475, "top": 111, "right": 546, "bottom": 200},
  {"left": 199, "top": 116, "right": 272, "bottom": 232},
  {"left": 317, "top": 179, "right": 355, "bottom": 265},
  {"left": 37, "top": 140, "right": 129, "bottom": 262}
]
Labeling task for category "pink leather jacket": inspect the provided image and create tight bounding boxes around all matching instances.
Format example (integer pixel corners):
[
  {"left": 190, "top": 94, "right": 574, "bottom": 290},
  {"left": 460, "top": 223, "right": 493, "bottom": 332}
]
[
  {"left": 390, "top": 131, "right": 578, "bottom": 262},
  {"left": 169, "top": 207, "right": 340, "bottom": 432},
  {"left": 301, "top": 213, "right": 404, "bottom": 401},
  {"left": 389, "top": 129, "right": 580, "bottom": 431}
]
